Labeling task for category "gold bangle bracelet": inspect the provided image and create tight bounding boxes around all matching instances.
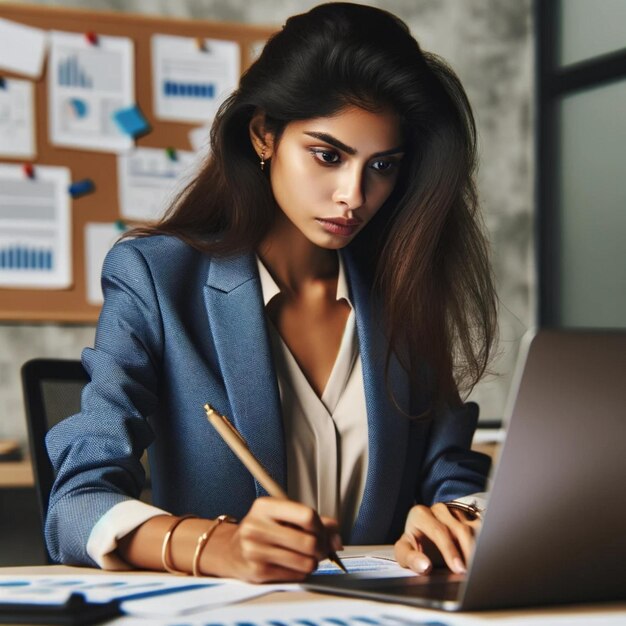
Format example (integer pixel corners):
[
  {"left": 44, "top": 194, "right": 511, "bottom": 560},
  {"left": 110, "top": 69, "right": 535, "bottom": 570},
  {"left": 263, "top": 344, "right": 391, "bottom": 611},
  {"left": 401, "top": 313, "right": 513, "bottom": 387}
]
[
  {"left": 161, "top": 514, "right": 198, "bottom": 575},
  {"left": 192, "top": 514, "right": 237, "bottom": 577}
]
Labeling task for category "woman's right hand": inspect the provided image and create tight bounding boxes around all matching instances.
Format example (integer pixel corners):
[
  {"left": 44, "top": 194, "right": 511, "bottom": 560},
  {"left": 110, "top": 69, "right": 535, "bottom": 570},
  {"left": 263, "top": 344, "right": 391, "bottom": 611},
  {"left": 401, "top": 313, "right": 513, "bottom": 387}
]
[{"left": 207, "top": 496, "right": 342, "bottom": 582}]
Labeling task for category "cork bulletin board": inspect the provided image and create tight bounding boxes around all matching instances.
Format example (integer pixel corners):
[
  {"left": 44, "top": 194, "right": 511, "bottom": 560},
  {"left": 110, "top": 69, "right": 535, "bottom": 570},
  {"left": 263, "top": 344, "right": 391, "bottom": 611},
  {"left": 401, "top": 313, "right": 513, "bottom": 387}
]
[{"left": 0, "top": 3, "right": 276, "bottom": 322}]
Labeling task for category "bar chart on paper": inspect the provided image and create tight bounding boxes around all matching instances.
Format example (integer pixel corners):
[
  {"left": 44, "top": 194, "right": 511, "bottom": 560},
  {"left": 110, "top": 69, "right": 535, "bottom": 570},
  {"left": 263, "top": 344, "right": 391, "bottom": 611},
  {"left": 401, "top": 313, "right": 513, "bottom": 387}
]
[
  {"left": 163, "top": 80, "right": 215, "bottom": 98},
  {"left": 0, "top": 163, "right": 71, "bottom": 288},
  {"left": 57, "top": 54, "right": 94, "bottom": 88},
  {"left": 0, "top": 245, "right": 53, "bottom": 270}
]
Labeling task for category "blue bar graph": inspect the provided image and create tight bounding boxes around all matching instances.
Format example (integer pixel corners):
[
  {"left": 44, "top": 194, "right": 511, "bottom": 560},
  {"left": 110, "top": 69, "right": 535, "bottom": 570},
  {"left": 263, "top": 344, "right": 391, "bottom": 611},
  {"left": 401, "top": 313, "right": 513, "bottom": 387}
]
[
  {"left": 58, "top": 55, "right": 93, "bottom": 88},
  {"left": 163, "top": 80, "right": 215, "bottom": 98},
  {"left": 0, "top": 245, "right": 54, "bottom": 270}
]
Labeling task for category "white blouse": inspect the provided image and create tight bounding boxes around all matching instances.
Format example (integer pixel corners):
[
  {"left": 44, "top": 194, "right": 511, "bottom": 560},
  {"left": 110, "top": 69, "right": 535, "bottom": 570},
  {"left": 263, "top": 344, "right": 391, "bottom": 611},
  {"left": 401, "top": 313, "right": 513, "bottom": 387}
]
[
  {"left": 259, "top": 255, "right": 368, "bottom": 539},
  {"left": 86, "top": 253, "right": 369, "bottom": 568}
]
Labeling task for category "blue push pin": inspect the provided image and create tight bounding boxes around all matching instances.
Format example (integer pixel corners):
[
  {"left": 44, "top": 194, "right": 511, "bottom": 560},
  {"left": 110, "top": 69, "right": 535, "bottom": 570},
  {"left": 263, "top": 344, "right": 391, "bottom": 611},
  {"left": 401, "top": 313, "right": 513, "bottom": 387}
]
[{"left": 68, "top": 178, "right": 95, "bottom": 198}]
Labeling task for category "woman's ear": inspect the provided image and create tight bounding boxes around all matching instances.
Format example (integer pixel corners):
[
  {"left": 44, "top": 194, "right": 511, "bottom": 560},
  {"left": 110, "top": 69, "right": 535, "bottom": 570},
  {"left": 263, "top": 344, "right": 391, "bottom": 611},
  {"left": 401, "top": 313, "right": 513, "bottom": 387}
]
[{"left": 249, "top": 109, "right": 275, "bottom": 160}]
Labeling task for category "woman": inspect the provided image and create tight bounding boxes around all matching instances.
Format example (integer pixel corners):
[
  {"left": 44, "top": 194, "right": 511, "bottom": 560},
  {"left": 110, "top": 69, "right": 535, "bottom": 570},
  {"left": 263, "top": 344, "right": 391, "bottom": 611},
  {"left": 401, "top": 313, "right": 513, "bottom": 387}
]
[{"left": 45, "top": 2, "right": 497, "bottom": 582}]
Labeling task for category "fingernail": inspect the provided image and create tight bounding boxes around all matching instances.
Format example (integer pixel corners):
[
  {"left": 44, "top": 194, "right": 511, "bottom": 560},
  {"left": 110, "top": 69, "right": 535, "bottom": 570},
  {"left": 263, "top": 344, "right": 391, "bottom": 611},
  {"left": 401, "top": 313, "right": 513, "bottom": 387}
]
[
  {"left": 411, "top": 556, "right": 430, "bottom": 574},
  {"left": 453, "top": 557, "right": 467, "bottom": 574}
]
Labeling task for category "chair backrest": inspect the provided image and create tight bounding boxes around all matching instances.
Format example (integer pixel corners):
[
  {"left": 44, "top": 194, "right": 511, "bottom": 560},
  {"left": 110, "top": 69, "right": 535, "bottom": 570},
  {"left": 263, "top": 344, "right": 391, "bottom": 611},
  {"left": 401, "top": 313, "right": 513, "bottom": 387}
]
[{"left": 21, "top": 358, "right": 90, "bottom": 552}]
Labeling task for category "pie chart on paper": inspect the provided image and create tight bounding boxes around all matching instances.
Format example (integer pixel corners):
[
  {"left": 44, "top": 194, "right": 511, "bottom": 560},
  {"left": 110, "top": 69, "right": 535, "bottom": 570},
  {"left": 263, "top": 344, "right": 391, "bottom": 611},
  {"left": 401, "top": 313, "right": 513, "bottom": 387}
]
[{"left": 67, "top": 97, "right": 88, "bottom": 119}]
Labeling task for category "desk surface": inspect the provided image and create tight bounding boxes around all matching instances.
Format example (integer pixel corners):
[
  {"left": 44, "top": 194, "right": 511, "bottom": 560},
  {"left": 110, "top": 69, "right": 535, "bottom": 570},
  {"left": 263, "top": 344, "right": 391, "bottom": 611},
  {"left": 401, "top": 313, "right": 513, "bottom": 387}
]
[
  {"left": 1, "top": 556, "right": 625, "bottom": 625},
  {"left": 0, "top": 459, "right": 33, "bottom": 487}
]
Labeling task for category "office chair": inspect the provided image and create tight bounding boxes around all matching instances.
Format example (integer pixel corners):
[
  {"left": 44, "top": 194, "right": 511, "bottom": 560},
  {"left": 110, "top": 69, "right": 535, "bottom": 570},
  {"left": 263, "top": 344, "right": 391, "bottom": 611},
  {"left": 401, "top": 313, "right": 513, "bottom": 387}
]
[
  {"left": 21, "top": 357, "right": 152, "bottom": 562},
  {"left": 21, "top": 358, "right": 90, "bottom": 560}
]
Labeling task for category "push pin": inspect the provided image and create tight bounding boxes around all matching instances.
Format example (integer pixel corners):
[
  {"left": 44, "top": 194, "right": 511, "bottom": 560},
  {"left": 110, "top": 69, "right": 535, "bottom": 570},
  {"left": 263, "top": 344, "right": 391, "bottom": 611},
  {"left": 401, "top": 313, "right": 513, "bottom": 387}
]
[
  {"left": 22, "top": 163, "right": 35, "bottom": 179},
  {"left": 165, "top": 147, "right": 177, "bottom": 161},
  {"left": 85, "top": 31, "right": 98, "bottom": 45},
  {"left": 194, "top": 37, "right": 208, "bottom": 52}
]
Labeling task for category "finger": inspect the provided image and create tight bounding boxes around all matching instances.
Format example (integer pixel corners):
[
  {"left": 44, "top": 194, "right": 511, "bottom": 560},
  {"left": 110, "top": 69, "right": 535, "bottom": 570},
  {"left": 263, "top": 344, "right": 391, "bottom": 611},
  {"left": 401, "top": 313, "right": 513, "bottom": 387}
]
[
  {"left": 432, "top": 504, "right": 477, "bottom": 567},
  {"left": 320, "top": 515, "right": 343, "bottom": 552},
  {"left": 394, "top": 530, "right": 432, "bottom": 575},
  {"left": 240, "top": 512, "right": 327, "bottom": 560},
  {"left": 240, "top": 540, "right": 319, "bottom": 578},
  {"left": 419, "top": 503, "right": 467, "bottom": 574},
  {"left": 403, "top": 504, "right": 466, "bottom": 574},
  {"left": 254, "top": 497, "right": 326, "bottom": 535}
]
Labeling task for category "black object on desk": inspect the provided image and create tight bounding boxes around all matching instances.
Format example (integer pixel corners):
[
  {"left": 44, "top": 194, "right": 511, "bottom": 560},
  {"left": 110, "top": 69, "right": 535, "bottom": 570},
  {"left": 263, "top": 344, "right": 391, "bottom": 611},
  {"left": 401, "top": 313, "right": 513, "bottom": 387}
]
[{"left": 0, "top": 592, "right": 120, "bottom": 625}]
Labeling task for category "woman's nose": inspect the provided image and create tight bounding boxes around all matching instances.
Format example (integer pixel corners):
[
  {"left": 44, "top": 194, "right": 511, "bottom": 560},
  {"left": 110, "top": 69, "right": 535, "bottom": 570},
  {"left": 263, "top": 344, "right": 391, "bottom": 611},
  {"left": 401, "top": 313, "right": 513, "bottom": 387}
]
[{"left": 332, "top": 166, "right": 365, "bottom": 210}]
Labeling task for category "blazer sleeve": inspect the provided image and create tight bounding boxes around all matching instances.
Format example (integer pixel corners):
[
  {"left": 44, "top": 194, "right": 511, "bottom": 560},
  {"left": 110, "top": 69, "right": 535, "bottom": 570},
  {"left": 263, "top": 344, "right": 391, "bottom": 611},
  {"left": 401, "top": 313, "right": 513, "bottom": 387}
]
[
  {"left": 418, "top": 401, "right": 492, "bottom": 505},
  {"left": 45, "top": 241, "right": 164, "bottom": 566}
]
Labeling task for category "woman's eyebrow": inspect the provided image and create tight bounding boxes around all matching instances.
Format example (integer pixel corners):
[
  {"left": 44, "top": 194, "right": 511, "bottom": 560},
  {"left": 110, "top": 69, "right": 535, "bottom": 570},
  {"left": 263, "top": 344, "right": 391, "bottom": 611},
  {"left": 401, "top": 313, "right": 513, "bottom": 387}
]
[{"left": 303, "top": 131, "right": 404, "bottom": 157}]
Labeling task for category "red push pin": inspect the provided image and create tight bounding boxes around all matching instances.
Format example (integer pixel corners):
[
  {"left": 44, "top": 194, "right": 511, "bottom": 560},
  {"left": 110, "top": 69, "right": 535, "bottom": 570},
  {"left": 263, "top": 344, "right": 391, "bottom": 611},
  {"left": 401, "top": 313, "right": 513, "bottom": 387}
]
[
  {"left": 85, "top": 31, "right": 98, "bottom": 45},
  {"left": 22, "top": 163, "right": 35, "bottom": 179}
]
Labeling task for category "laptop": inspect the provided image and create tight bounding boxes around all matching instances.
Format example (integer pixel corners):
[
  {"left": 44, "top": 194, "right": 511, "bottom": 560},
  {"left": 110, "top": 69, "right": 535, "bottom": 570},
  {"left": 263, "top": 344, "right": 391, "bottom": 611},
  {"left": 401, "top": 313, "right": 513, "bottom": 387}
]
[{"left": 304, "top": 329, "right": 626, "bottom": 610}]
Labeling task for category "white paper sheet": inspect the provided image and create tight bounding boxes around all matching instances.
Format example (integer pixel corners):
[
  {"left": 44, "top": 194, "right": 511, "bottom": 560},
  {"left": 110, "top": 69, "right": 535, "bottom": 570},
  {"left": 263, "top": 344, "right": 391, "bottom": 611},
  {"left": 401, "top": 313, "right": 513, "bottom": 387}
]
[
  {"left": 48, "top": 31, "right": 134, "bottom": 152},
  {"left": 0, "top": 18, "right": 48, "bottom": 78},
  {"left": 117, "top": 147, "right": 198, "bottom": 221},
  {"left": 188, "top": 124, "right": 211, "bottom": 154},
  {"left": 84, "top": 223, "right": 124, "bottom": 305},
  {"left": 151, "top": 34, "right": 240, "bottom": 123},
  {"left": 0, "top": 573, "right": 292, "bottom": 617},
  {"left": 313, "top": 555, "right": 416, "bottom": 578},
  {"left": 0, "top": 78, "right": 36, "bottom": 158},
  {"left": 0, "top": 163, "right": 71, "bottom": 288}
]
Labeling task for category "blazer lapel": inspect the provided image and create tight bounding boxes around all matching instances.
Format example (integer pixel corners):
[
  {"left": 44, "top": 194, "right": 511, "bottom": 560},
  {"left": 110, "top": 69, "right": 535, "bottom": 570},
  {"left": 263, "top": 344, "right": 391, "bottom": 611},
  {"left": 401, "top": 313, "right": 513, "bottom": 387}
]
[
  {"left": 342, "top": 251, "right": 410, "bottom": 543},
  {"left": 203, "top": 252, "right": 286, "bottom": 496}
]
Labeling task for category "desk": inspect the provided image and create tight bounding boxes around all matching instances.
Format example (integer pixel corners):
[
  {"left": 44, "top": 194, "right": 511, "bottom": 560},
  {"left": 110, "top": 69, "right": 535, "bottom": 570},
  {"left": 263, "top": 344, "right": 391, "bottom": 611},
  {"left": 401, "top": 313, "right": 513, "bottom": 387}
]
[
  {"left": 0, "top": 460, "right": 33, "bottom": 488},
  {"left": 1, "top": 555, "right": 625, "bottom": 625}
]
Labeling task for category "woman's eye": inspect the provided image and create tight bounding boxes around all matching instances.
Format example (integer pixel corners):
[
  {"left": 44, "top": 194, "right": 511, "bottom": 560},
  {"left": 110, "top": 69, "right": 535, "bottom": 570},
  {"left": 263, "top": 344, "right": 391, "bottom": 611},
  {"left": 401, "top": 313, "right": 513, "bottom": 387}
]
[
  {"left": 371, "top": 159, "right": 396, "bottom": 174},
  {"left": 311, "top": 149, "right": 340, "bottom": 164}
]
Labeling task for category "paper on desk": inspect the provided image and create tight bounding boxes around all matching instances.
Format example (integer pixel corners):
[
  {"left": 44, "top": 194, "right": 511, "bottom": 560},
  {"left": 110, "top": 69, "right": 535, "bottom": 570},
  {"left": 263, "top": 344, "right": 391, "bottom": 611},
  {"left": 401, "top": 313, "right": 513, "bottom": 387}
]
[
  {"left": 0, "top": 574, "right": 293, "bottom": 616},
  {"left": 313, "top": 554, "right": 416, "bottom": 578},
  {"left": 111, "top": 597, "right": 626, "bottom": 626},
  {"left": 111, "top": 597, "right": 455, "bottom": 625}
]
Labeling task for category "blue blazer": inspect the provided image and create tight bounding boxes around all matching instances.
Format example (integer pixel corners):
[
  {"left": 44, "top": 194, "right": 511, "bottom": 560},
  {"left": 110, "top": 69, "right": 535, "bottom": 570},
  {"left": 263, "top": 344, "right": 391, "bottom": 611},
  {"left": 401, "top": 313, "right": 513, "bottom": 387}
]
[{"left": 45, "top": 235, "right": 489, "bottom": 565}]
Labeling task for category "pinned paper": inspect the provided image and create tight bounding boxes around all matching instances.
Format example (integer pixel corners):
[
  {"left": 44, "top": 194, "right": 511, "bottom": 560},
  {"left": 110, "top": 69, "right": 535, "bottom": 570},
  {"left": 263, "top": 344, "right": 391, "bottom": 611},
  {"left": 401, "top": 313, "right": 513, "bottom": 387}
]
[
  {"left": 0, "top": 79, "right": 36, "bottom": 159},
  {"left": 0, "top": 18, "right": 48, "bottom": 78},
  {"left": 85, "top": 222, "right": 124, "bottom": 304},
  {"left": 0, "top": 163, "right": 72, "bottom": 289},
  {"left": 68, "top": 178, "right": 95, "bottom": 198},
  {"left": 117, "top": 146, "right": 196, "bottom": 221},
  {"left": 113, "top": 104, "right": 150, "bottom": 138},
  {"left": 151, "top": 34, "right": 240, "bottom": 124},
  {"left": 49, "top": 30, "right": 134, "bottom": 153}
]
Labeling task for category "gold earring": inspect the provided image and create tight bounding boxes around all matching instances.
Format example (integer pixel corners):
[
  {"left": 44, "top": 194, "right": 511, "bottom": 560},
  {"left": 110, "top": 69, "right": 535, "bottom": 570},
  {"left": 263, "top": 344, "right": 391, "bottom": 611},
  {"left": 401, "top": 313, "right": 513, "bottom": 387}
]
[{"left": 260, "top": 148, "right": 266, "bottom": 171}]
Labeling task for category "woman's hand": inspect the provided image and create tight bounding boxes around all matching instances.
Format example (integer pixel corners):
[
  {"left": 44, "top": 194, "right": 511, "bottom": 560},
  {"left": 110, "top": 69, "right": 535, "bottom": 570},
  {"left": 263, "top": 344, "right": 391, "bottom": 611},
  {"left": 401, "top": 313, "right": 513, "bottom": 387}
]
[
  {"left": 211, "top": 496, "right": 342, "bottom": 583},
  {"left": 394, "top": 503, "right": 481, "bottom": 575}
]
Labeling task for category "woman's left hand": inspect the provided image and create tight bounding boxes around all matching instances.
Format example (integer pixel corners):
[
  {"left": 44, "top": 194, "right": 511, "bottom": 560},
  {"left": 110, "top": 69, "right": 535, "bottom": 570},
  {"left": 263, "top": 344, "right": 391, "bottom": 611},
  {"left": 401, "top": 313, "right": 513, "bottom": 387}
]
[{"left": 394, "top": 503, "right": 481, "bottom": 575}]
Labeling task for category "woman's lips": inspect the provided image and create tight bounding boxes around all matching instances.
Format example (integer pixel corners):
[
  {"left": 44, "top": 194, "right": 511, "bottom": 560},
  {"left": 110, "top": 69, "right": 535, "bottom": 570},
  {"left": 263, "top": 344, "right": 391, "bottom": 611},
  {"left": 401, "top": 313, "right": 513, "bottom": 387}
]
[{"left": 315, "top": 217, "right": 360, "bottom": 237}]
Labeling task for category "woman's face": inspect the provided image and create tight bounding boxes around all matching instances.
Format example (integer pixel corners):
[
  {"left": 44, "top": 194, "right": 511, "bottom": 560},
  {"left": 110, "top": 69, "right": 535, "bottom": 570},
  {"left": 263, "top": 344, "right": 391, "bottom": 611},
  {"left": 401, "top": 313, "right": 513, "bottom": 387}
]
[{"left": 266, "top": 105, "right": 404, "bottom": 249}]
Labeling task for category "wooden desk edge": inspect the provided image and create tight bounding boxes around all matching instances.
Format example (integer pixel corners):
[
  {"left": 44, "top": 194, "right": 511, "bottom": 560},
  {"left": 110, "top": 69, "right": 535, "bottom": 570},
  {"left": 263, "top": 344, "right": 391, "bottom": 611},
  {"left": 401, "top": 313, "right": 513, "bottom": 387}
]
[{"left": 0, "top": 459, "right": 34, "bottom": 488}]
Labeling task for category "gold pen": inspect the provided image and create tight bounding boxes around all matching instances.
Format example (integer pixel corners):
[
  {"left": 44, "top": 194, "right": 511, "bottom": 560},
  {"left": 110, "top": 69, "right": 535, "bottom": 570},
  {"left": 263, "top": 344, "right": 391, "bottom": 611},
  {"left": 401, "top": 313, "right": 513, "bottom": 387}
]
[{"left": 204, "top": 403, "right": 348, "bottom": 574}]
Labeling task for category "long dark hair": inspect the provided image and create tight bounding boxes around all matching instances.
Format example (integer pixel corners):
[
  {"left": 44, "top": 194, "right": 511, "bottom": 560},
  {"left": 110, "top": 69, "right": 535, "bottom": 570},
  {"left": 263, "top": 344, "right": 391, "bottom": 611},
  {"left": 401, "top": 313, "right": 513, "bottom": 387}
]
[{"left": 127, "top": 2, "right": 497, "bottom": 410}]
